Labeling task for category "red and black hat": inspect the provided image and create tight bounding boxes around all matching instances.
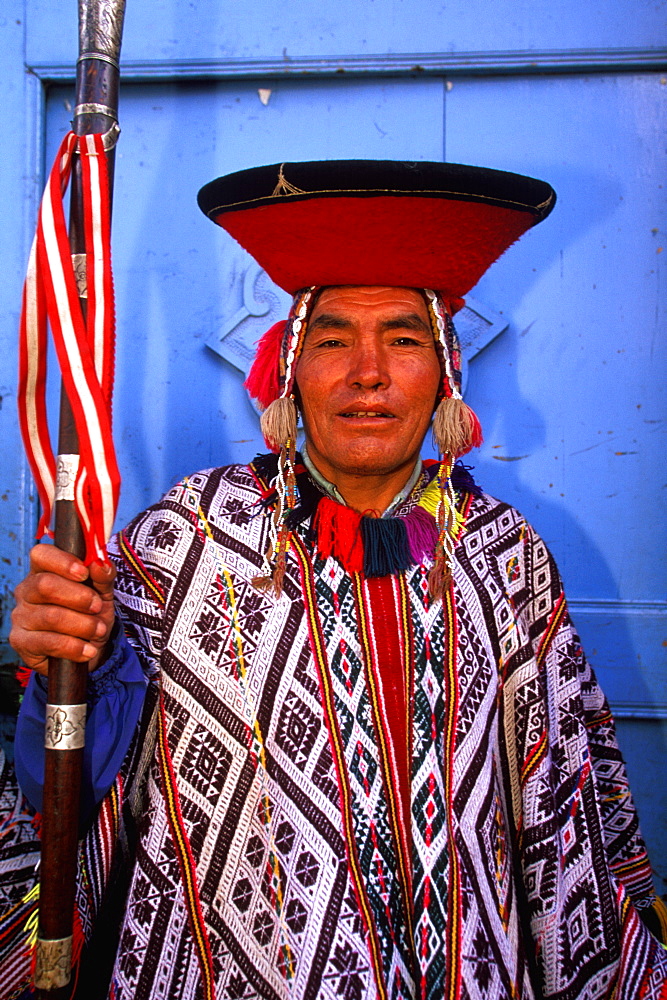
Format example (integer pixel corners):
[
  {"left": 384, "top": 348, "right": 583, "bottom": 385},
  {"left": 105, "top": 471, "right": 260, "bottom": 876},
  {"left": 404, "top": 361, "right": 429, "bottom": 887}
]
[
  {"left": 197, "top": 159, "right": 556, "bottom": 305},
  {"left": 198, "top": 158, "right": 556, "bottom": 457}
]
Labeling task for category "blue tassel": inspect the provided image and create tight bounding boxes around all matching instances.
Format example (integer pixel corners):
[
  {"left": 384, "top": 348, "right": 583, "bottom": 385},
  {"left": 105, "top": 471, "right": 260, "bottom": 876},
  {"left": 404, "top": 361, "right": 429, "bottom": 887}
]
[
  {"left": 361, "top": 516, "right": 412, "bottom": 577},
  {"left": 451, "top": 462, "right": 483, "bottom": 497}
]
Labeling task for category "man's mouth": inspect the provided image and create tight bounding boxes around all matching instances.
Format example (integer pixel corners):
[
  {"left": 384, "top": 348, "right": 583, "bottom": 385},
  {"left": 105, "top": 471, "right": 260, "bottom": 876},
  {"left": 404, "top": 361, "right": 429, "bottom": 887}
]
[{"left": 339, "top": 409, "right": 396, "bottom": 419}]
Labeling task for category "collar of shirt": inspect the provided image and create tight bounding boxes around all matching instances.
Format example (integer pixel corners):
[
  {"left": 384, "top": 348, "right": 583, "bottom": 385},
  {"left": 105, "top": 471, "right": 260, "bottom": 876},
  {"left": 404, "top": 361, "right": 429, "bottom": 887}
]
[{"left": 301, "top": 445, "right": 423, "bottom": 517}]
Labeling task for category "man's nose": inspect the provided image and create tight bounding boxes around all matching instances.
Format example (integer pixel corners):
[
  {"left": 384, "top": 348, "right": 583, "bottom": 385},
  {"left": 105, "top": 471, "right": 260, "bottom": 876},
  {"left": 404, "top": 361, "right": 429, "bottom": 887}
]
[{"left": 347, "top": 340, "right": 389, "bottom": 389}]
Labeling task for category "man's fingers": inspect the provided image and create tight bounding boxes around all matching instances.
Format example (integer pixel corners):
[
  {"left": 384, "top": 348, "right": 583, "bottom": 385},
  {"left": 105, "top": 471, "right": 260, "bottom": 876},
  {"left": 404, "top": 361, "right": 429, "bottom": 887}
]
[
  {"left": 28, "top": 543, "right": 89, "bottom": 581},
  {"left": 10, "top": 605, "right": 112, "bottom": 675},
  {"left": 12, "top": 544, "right": 116, "bottom": 675},
  {"left": 17, "top": 571, "right": 104, "bottom": 614},
  {"left": 88, "top": 560, "right": 117, "bottom": 598},
  {"left": 19, "top": 630, "right": 99, "bottom": 662},
  {"left": 15, "top": 601, "right": 109, "bottom": 641},
  {"left": 11, "top": 627, "right": 101, "bottom": 676},
  {"left": 25, "top": 546, "right": 116, "bottom": 603}
]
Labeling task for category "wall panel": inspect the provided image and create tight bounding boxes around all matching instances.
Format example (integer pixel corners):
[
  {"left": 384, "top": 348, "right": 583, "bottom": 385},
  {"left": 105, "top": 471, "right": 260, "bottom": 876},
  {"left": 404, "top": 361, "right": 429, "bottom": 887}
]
[
  {"left": 26, "top": 0, "right": 667, "bottom": 66},
  {"left": 1, "top": 0, "right": 664, "bottom": 888}
]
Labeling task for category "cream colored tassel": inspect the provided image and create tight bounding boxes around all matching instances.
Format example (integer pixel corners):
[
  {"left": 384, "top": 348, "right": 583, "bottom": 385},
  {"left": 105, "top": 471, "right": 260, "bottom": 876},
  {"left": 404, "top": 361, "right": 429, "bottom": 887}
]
[
  {"left": 432, "top": 396, "right": 483, "bottom": 458},
  {"left": 260, "top": 396, "right": 298, "bottom": 453}
]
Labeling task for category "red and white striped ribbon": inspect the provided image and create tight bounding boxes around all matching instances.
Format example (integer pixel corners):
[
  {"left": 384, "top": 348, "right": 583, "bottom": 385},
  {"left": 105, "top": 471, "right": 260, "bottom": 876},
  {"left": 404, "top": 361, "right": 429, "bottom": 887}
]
[{"left": 18, "top": 131, "right": 120, "bottom": 565}]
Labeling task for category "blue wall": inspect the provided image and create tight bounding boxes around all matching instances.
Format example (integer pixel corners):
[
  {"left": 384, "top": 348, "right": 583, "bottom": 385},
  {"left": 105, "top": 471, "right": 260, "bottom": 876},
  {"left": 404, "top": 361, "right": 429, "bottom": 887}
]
[{"left": 1, "top": 0, "right": 665, "bottom": 887}]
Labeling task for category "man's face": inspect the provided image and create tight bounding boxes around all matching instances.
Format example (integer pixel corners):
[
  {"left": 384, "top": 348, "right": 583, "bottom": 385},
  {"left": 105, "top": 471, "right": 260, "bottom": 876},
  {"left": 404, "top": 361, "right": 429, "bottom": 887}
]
[{"left": 295, "top": 286, "right": 441, "bottom": 485}]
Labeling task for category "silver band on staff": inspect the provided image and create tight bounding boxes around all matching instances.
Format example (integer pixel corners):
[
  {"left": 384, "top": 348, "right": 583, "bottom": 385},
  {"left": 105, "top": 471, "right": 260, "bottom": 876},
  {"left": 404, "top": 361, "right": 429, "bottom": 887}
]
[
  {"left": 69, "top": 121, "right": 122, "bottom": 151},
  {"left": 73, "top": 101, "right": 118, "bottom": 119},
  {"left": 45, "top": 703, "right": 87, "bottom": 750},
  {"left": 34, "top": 935, "right": 73, "bottom": 990},
  {"left": 55, "top": 453, "right": 80, "bottom": 500},
  {"left": 70, "top": 256, "right": 88, "bottom": 299},
  {"left": 77, "top": 50, "right": 120, "bottom": 69}
]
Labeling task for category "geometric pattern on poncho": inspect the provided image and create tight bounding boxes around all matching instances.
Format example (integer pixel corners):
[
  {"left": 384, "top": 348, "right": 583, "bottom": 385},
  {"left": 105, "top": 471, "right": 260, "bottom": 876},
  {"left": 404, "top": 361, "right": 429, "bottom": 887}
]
[
  {"left": 0, "top": 749, "right": 42, "bottom": 997},
  {"left": 3, "top": 461, "right": 664, "bottom": 1000},
  {"left": 312, "top": 558, "right": 417, "bottom": 999},
  {"left": 98, "top": 466, "right": 665, "bottom": 1000},
  {"left": 104, "top": 466, "right": 379, "bottom": 1000}
]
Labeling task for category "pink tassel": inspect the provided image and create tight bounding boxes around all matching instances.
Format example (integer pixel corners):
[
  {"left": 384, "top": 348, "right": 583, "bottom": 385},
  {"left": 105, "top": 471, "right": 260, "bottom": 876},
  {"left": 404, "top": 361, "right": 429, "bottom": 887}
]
[{"left": 404, "top": 506, "right": 439, "bottom": 563}]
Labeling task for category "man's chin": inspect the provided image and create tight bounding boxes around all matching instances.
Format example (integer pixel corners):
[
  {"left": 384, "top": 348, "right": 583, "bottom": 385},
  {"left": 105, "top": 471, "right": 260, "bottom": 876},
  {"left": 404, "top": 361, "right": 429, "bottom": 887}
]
[{"left": 316, "top": 449, "right": 417, "bottom": 480}]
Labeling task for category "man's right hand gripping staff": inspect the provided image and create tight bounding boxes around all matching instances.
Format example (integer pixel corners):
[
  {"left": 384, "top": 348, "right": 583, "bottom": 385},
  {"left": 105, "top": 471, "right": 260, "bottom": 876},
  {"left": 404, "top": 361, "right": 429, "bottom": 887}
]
[
  {"left": 9, "top": 543, "right": 148, "bottom": 819},
  {"left": 10, "top": 543, "right": 117, "bottom": 674}
]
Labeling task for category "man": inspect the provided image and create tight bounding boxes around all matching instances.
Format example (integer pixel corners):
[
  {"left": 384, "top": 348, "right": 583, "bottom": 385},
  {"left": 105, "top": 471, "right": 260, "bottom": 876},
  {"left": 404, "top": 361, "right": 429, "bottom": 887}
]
[{"left": 4, "top": 161, "right": 667, "bottom": 999}]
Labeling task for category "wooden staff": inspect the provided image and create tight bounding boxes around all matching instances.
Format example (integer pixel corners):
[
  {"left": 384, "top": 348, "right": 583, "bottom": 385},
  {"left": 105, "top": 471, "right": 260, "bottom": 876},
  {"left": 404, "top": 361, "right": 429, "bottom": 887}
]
[{"left": 34, "top": 2, "right": 126, "bottom": 996}]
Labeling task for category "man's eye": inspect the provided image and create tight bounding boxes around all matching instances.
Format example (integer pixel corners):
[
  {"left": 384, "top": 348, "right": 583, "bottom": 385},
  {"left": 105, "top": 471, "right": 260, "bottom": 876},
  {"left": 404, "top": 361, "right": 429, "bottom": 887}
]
[
  {"left": 315, "top": 337, "right": 345, "bottom": 348},
  {"left": 392, "top": 336, "right": 420, "bottom": 346}
]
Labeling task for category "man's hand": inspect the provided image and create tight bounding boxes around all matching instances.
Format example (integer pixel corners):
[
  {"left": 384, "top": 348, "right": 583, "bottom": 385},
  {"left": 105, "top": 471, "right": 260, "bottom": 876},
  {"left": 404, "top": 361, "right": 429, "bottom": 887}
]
[{"left": 10, "top": 545, "right": 116, "bottom": 676}]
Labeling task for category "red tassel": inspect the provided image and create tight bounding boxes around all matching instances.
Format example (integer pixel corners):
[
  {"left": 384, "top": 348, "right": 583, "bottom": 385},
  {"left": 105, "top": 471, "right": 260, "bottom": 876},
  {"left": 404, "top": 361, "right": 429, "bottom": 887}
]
[
  {"left": 244, "top": 320, "right": 287, "bottom": 410},
  {"left": 28, "top": 899, "right": 86, "bottom": 979},
  {"left": 15, "top": 664, "right": 33, "bottom": 688},
  {"left": 72, "top": 903, "right": 85, "bottom": 967},
  {"left": 468, "top": 405, "right": 484, "bottom": 450},
  {"left": 314, "top": 497, "right": 364, "bottom": 574},
  {"left": 447, "top": 296, "right": 466, "bottom": 316}
]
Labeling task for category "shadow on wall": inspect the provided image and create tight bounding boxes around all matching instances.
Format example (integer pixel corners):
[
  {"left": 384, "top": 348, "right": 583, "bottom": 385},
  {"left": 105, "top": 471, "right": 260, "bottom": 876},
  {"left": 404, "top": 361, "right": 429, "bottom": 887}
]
[{"left": 465, "top": 320, "right": 667, "bottom": 895}]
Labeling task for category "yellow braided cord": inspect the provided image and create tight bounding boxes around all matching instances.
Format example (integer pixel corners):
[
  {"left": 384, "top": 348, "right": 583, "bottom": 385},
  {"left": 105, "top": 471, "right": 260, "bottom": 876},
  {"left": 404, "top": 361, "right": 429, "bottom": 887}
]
[
  {"left": 23, "top": 883, "right": 39, "bottom": 947},
  {"left": 416, "top": 478, "right": 441, "bottom": 517},
  {"left": 417, "top": 472, "right": 465, "bottom": 534}
]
